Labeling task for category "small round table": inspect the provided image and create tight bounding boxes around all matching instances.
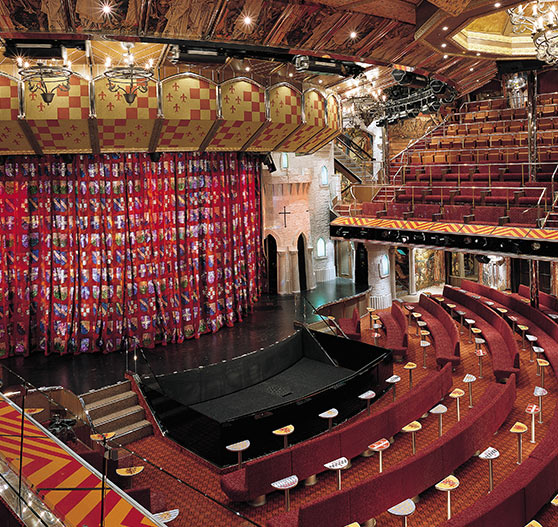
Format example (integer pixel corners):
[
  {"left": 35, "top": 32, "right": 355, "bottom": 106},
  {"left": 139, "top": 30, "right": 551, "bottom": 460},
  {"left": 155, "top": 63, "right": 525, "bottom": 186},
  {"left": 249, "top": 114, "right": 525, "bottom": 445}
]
[
  {"left": 537, "top": 358, "right": 550, "bottom": 388},
  {"left": 449, "top": 388, "right": 465, "bottom": 421},
  {"left": 524, "top": 521, "right": 543, "bottom": 527},
  {"left": 435, "top": 475, "right": 460, "bottom": 520},
  {"left": 430, "top": 403, "right": 448, "bottom": 437},
  {"left": 508, "top": 315, "right": 518, "bottom": 333},
  {"left": 273, "top": 425, "right": 294, "bottom": 449},
  {"left": 327, "top": 316, "right": 337, "bottom": 335},
  {"left": 402, "top": 421, "right": 422, "bottom": 455},
  {"left": 420, "top": 340, "right": 431, "bottom": 369},
  {"left": 479, "top": 447, "right": 500, "bottom": 492},
  {"left": 153, "top": 509, "right": 179, "bottom": 524},
  {"left": 387, "top": 498, "right": 416, "bottom": 527},
  {"left": 386, "top": 375, "right": 401, "bottom": 402},
  {"left": 484, "top": 300, "right": 495, "bottom": 307},
  {"left": 464, "top": 318, "right": 476, "bottom": 343},
  {"left": 226, "top": 440, "right": 250, "bottom": 469},
  {"left": 116, "top": 465, "right": 145, "bottom": 489},
  {"left": 533, "top": 386, "right": 548, "bottom": 424},
  {"left": 412, "top": 312, "right": 423, "bottom": 335},
  {"left": 510, "top": 421, "right": 528, "bottom": 464},
  {"left": 368, "top": 438, "right": 390, "bottom": 473},
  {"left": 24, "top": 408, "right": 45, "bottom": 417},
  {"left": 371, "top": 324, "right": 382, "bottom": 345},
  {"left": 404, "top": 362, "right": 417, "bottom": 390},
  {"left": 271, "top": 475, "right": 298, "bottom": 511},
  {"left": 319, "top": 408, "right": 339, "bottom": 431},
  {"left": 517, "top": 324, "right": 529, "bottom": 350},
  {"left": 463, "top": 373, "right": 477, "bottom": 408},
  {"left": 416, "top": 318, "right": 427, "bottom": 336},
  {"left": 324, "top": 456, "right": 349, "bottom": 490},
  {"left": 367, "top": 307, "right": 376, "bottom": 327},
  {"left": 525, "top": 403, "right": 540, "bottom": 444},
  {"left": 358, "top": 390, "right": 376, "bottom": 415},
  {"left": 526, "top": 334, "right": 538, "bottom": 362},
  {"left": 496, "top": 307, "right": 508, "bottom": 316},
  {"left": 475, "top": 347, "right": 487, "bottom": 379},
  {"left": 533, "top": 347, "right": 545, "bottom": 375},
  {"left": 445, "top": 303, "right": 457, "bottom": 322},
  {"left": 455, "top": 310, "right": 466, "bottom": 334}
]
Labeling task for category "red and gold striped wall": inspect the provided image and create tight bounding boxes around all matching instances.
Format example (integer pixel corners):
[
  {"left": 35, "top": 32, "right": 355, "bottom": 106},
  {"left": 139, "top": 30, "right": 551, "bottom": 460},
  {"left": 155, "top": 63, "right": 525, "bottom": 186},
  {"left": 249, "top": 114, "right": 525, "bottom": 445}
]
[{"left": 0, "top": 73, "right": 342, "bottom": 156}]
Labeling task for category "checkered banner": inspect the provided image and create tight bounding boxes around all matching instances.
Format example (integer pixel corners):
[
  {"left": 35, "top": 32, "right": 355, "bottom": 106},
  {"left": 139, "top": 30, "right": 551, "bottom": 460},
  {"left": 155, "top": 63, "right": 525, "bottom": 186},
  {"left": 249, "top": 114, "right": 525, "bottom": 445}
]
[
  {"left": 282, "top": 89, "right": 327, "bottom": 151},
  {"left": 95, "top": 78, "right": 158, "bottom": 152},
  {"left": 158, "top": 75, "right": 218, "bottom": 151},
  {"left": 0, "top": 75, "right": 33, "bottom": 154},
  {"left": 250, "top": 84, "right": 302, "bottom": 152},
  {"left": 207, "top": 79, "right": 266, "bottom": 151},
  {"left": 25, "top": 75, "right": 92, "bottom": 153}
]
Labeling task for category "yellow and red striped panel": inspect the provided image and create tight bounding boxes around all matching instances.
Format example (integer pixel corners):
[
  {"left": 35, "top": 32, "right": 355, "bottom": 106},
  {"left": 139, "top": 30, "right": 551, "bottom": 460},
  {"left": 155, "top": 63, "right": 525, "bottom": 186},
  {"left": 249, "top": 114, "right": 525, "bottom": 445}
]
[
  {"left": 0, "top": 400, "right": 158, "bottom": 527},
  {"left": 158, "top": 75, "right": 218, "bottom": 152}
]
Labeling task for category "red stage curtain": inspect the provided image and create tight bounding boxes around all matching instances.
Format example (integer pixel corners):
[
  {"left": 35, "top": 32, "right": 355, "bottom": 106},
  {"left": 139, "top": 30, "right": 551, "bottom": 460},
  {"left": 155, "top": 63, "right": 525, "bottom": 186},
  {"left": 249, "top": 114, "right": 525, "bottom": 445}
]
[{"left": 0, "top": 152, "right": 261, "bottom": 358}]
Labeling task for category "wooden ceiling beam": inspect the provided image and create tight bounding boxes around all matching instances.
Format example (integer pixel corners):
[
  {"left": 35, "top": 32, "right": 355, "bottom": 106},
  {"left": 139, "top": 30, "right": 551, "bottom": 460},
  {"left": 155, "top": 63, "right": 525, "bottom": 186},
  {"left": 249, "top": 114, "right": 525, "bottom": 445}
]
[{"left": 338, "top": 0, "right": 416, "bottom": 25}]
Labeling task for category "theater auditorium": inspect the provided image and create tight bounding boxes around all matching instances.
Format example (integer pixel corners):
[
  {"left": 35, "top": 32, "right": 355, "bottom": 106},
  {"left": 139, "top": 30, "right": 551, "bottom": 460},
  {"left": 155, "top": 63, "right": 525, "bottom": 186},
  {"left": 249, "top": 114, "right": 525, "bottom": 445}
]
[{"left": 0, "top": 0, "right": 558, "bottom": 526}]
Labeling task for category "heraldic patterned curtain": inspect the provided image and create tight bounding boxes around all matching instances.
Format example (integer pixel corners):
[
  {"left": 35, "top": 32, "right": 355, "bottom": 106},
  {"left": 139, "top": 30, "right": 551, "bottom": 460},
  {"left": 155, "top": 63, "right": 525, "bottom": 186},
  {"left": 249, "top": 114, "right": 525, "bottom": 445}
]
[{"left": 0, "top": 152, "right": 261, "bottom": 358}]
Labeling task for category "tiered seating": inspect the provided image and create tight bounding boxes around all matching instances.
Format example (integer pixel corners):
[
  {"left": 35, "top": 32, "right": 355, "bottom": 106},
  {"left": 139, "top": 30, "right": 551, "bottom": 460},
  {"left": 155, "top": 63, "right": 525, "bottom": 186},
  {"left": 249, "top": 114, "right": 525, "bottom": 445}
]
[
  {"left": 221, "top": 365, "right": 453, "bottom": 503},
  {"left": 518, "top": 284, "right": 558, "bottom": 313},
  {"left": 267, "top": 376, "right": 516, "bottom": 527},
  {"left": 415, "top": 294, "right": 460, "bottom": 368},
  {"left": 337, "top": 307, "right": 361, "bottom": 339},
  {"left": 442, "top": 286, "right": 520, "bottom": 381},
  {"left": 377, "top": 302, "right": 408, "bottom": 360}
]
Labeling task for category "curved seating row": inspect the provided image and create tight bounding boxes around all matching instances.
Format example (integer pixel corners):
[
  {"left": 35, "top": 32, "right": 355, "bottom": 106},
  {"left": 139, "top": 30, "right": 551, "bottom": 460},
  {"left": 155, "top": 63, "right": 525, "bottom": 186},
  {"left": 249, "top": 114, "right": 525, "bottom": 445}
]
[
  {"left": 267, "top": 376, "right": 516, "bottom": 527},
  {"left": 442, "top": 286, "right": 520, "bottom": 381},
  {"left": 377, "top": 303, "right": 408, "bottom": 361},
  {"left": 461, "top": 280, "right": 558, "bottom": 377},
  {"left": 416, "top": 294, "right": 460, "bottom": 368},
  {"left": 518, "top": 284, "right": 558, "bottom": 314},
  {"left": 220, "top": 364, "right": 453, "bottom": 503},
  {"left": 338, "top": 307, "right": 361, "bottom": 340}
]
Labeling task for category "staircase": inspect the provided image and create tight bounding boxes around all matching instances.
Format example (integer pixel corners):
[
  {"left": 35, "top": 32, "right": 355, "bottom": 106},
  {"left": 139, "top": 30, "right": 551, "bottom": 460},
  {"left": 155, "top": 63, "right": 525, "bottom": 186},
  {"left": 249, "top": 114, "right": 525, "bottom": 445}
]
[
  {"left": 80, "top": 380, "right": 152, "bottom": 446},
  {"left": 333, "top": 144, "right": 370, "bottom": 182}
]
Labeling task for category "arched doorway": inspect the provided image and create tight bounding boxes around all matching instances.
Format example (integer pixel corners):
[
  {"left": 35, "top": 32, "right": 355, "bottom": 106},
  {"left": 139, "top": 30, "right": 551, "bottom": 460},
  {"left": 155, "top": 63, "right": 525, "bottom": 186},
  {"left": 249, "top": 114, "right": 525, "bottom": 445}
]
[
  {"left": 264, "top": 235, "right": 278, "bottom": 294},
  {"left": 354, "top": 242, "right": 369, "bottom": 288},
  {"left": 297, "top": 234, "right": 308, "bottom": 291}
]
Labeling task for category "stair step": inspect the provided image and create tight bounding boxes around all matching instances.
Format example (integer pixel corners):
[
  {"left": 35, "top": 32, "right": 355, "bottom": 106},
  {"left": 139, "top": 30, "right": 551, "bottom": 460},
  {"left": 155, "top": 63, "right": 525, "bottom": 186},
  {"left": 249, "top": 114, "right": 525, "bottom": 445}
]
[
  {"left": 92, "top": 405, "right": 145, "bottom": 433},
  {"left": 86, "top": 391, "right": 138, "bottom": 421},
  {"left": 80, "top": 381, "right": 131, "bottom": 406},
  {"left": 109, "top": 420, "right": 153, "bottom": 446}
]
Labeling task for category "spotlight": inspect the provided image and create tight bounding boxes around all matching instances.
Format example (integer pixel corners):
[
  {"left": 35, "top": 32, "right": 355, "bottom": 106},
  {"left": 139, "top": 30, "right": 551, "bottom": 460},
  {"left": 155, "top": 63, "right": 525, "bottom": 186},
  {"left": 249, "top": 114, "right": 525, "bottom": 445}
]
[
  {"left": 263, "top": 154, "right": 277, "bottom": 173},
  {"left": 531, "top": 242, "right": 541, "bottom": 251}
]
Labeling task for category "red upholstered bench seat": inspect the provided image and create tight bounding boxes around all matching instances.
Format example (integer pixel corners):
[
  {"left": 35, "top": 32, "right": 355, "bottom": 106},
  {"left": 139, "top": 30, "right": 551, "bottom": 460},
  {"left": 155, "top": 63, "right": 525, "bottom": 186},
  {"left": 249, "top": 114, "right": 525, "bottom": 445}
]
[
  {"left": 337, "top": 307, "right": 361, "bottom": 340},
  {"left": 221, "top": 364, "right": 453, "bottom": 504},
  {"left": 416, "top": 294, "right": 460, "bottom": 368},
  {"left": 442, "top": 286, "right": 520, "bottom": 381},
  {"left": 377, "top": 303, "right": 408, "bottom": 360},
  {"left": 267, "top": 377, "right": 516, "bottom": 527}
]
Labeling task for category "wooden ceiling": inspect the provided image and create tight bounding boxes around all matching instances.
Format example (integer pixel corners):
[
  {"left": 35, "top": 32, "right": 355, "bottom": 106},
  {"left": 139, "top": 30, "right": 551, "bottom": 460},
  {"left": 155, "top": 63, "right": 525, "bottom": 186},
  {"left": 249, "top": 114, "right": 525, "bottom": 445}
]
[{"left": 0, "top": 1, "right": 528, "bottom": 102}]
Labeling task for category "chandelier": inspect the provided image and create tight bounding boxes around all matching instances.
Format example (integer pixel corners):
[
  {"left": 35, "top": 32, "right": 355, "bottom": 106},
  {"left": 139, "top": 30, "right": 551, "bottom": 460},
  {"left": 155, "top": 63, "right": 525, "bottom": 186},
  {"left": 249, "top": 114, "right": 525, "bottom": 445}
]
[
  {"left": 508, "top": 1, "right": 558, "bottom": 65},
  {"left": 344, "top": 96, "right": 386, "bottom": 127},
  {"left": 103, "top": 44, "right": 154, "bottom": 104},
  {"left": 19, "top": 62, "right": 72, "bottom": 104}
]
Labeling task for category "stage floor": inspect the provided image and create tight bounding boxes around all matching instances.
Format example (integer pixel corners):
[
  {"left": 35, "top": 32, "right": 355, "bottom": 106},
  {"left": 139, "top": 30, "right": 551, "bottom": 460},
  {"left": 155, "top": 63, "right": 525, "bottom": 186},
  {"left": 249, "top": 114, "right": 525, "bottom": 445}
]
[
  {"left": 191, "top": 358, "right": 354, "bottom": 422},
  {"left": 3, "top": 278, "right": 367, "bottom": 394}
]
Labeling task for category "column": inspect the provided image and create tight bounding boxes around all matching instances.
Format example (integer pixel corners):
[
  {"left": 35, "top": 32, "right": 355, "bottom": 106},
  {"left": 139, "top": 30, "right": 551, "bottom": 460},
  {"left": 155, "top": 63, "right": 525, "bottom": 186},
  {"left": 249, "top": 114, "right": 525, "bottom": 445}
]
[
  {"left": 389, "top": 247, "right": 397, "bottom": 300},
  {"left": 530, "top": 259, "right": 540, "bottom": 309},
  {"left": 289, "top": 249, "right": 300, "bottom": 294},
  {"left": 306, "top": 246, "right": 317, "bottom": 290},
  {"left": 457, "top": 253, "right": 465, "bottom": 278},
  {"left": 409, "top": 248, "right": 417, "bottom": 296},
  {"left": 277, "top": 249, "right": 290, "bottom": 295},
  {"left": 365, "top": 242, "right": 393, "bottom": 309},
  {"left": 527, "top": 71, "right": 538, "bottom": 182}
]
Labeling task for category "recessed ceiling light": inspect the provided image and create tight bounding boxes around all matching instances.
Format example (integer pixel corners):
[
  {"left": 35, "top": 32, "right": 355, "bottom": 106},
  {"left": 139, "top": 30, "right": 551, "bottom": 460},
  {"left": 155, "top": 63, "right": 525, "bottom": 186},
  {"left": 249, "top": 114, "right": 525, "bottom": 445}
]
[
  {"left": 288, "top": 72, "right": 293, "bottom": 78},
  {"left": 101, "top": 3, "right": 112, "bottom": 14},
  {"left": 476, "top": 52, "right": 481, "bottom": 56},
  {"left": 494, "top": 2, "right": 501, "bottom": 7},
  {"left": 470, "top": 67, "right": 474, "bottom": 71},
  {"left": 442, "top": 26, "right": 448, "bottom": 31},
  {"left": 243, "top": 16, "right": 252, "bottom": 25},
  {"left": 318, "top": 79, "right": 323, "bottom": 84},
  {"left": 245, "top": 66, "right": 251, "bottom": 72},
  {"left": 350, "top": 31, "right": 357, "bottom": 39},
  {"left": 443, "top": 54, "right": 448, "bottom": 59},
  {"left": 441, "top": 43, "right": 447, "bottom": 48}
]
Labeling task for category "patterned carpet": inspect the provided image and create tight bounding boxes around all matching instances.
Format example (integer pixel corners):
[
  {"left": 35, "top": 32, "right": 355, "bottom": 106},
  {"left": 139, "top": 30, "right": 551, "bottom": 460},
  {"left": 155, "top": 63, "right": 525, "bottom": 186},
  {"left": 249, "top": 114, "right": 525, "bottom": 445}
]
[{"left": 124, "top": 309, "right": 558, "bottom": 527}]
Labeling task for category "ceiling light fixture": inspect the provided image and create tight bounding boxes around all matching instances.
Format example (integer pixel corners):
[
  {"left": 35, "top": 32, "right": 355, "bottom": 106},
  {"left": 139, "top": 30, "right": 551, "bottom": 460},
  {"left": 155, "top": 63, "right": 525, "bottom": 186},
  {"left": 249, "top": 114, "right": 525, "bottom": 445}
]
[
  {"left": 443, "top": 54, "right": 449, "bottom": 59},
  {"left": 350, "top": 31, "right": 357, "bottom": 39},
  {"left": 441, "top": 43, "right": 447, "bottom": 48},
  {"left": 243, "top": 16, "right": 252, "bottom": 25},
  {"left": 508, "top": 1, "right": 558, "bottom": 65},
  {"left": 19, "top": 62, "right": 72, "bottom": 104},
  {"left": 103, "top": 43, "right": 154, "bottom": 104},
  {"left": 442, "top": 26, "right": 449, "bottom": 31},
  {"left": 494, "top": 2, "right": 501, "bottom": 7}
]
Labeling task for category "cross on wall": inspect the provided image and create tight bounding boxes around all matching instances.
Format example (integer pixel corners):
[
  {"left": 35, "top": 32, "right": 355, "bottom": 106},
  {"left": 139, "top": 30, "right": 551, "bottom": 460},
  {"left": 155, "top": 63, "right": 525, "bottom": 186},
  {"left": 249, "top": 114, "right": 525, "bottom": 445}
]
[{"left": 279, "top": 206, "right": 291, "bottom": 228}]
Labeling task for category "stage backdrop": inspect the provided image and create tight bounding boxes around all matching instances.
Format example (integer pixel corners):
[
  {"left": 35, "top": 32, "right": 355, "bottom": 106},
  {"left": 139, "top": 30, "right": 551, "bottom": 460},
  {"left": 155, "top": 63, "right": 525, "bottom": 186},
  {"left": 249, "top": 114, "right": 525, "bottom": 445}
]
[{"left": 0, "top": 152, "right": 261, "bottom": 358}]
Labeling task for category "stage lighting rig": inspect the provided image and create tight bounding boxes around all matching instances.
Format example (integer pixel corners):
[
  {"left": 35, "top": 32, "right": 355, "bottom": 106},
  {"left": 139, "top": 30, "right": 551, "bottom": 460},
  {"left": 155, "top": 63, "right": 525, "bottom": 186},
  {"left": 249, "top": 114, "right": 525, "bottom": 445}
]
[{"left": 293, "top": 56, "right": 364, "bottom": 77}]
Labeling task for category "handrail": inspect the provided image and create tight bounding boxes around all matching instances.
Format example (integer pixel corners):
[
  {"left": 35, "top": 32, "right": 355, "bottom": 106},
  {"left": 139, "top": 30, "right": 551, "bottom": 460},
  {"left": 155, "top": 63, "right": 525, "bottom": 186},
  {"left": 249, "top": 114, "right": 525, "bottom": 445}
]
[
  {"left": 390, "top": 114, "right": 449, "bottom": 163},
  {"left": 336, "top": 133, "right": 375, "bottom": 161},
  {"left": 541, "top": 192, "right": 558, "bottom": 228},
  {"left": 458, "top": 95, "right": 508, "bottom": 112},
  {"left": 551, "top": 163, "right": 558, "bottom": 199}
]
